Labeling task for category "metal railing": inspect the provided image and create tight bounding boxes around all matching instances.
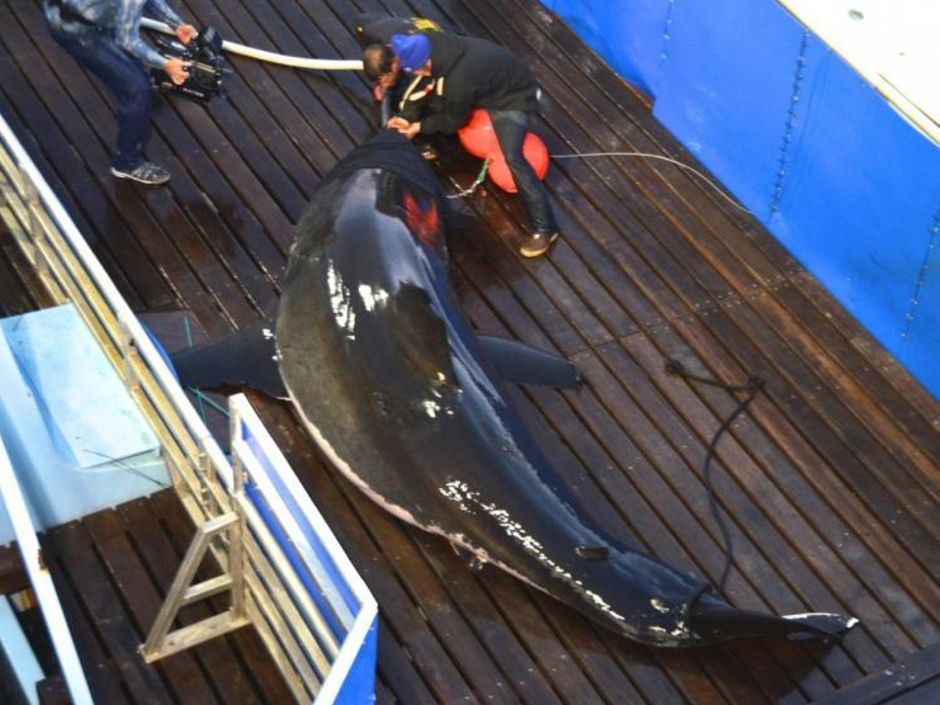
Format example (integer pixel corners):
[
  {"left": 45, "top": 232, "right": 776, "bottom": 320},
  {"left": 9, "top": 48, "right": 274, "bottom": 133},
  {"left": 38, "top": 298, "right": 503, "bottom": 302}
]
[{"left": 0, "top": 109, "right": 376, "bottom": 704}]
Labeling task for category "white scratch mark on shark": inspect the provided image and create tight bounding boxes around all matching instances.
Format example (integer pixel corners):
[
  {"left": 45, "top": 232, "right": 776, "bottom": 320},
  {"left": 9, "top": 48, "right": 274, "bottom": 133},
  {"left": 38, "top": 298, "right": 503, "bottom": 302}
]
[
  {"left": 439, "top": 480, "right": 625, "bottom": 622},
  {"left": 650, "top": 598, "right": 669, "bottom": 614}
]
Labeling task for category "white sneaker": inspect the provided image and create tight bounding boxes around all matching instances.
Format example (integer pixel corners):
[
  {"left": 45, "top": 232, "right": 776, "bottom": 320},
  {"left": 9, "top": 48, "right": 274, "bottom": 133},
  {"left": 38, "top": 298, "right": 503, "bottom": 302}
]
[{"left": 111, "top": 161, "right": 170, "bottom": 185}]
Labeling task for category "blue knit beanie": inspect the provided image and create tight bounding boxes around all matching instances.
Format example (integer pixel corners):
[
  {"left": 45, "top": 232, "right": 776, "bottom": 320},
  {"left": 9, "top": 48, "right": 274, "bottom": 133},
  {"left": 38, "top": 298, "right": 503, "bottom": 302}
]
[{"left": 391, "top": 33, "right": 431, "bottom": 72}]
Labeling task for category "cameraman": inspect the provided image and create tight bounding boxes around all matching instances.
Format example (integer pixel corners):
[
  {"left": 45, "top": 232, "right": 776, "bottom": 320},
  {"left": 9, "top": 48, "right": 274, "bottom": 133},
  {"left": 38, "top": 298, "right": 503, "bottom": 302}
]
[{"left": 43, "top": 0, "right": 197, "bottom": 185}]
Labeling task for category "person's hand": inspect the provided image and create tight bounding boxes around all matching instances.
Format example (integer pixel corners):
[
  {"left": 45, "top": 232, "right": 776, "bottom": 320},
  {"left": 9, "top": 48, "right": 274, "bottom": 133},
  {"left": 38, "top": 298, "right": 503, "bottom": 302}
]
[
  {"left": 164, "top": 58, "right": 190, "bottom": 85},
  {"left": 387, "top": 117, "right": 421, "bottom": 139},
  {"left": 175, "top": 24, "right": 198, "bottom": 45},
  {"left": 372, "top": 84, "right": 385, "bottom": 103},
  {"left": 400, "top": 121, "right": 421, "bottom": 140}
]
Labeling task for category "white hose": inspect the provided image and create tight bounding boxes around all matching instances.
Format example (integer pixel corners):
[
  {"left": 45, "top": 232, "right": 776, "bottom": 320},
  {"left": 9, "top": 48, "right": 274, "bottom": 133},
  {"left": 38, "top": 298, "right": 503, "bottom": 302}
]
[
  {"left": 141, "top": 17, "right": 364, "bottom": 71},
  {"left": 551, "top": 151, "right": 754, "bottom": 214}
]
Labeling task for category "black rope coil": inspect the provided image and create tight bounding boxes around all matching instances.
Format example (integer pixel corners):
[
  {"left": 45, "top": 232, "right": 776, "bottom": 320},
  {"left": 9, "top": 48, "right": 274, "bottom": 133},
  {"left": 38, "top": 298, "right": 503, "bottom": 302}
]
[{"left": 665, "top": 358, "right": 764, "bottom": 595}]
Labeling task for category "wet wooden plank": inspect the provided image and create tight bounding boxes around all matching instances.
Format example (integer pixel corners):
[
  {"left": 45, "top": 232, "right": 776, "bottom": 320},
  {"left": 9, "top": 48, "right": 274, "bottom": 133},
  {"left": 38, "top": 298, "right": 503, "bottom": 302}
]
[
  {"left": 5, "top": 0, "right": 278, "bottom": 327},
  {"left": 0, "top": 69, "right": 159, "bottom": 313},
  {"left": 453, "top": 272, "right": 839, "bottom": 701},
  {"left": 116, "top": 497, "right": 273, "bottom": 705},
  {"left": 0, "top": 543, "right": 29, "bottom": 595},
  {"left": 36, "top": 676, "right": 71, "bottom": 705},
  {"left": 82, "top": 508, "right": 230, "bottom": 705},
  {"left": 38, "top": 538, "right": 132, "bottom": 705},
  {"left": 813, "top": 642, "right": 940, "bottom": 705},
  {"left": 650, "top": 316, "right": 940, "bottom": 644},
  {"left": 0, "top": 16, "right": 236, "bottom": 334},
  {"left": 785, "top": 273, "right": 940, "bottom": 465},
  {"left": 751, "top": 282, "right": 940, "bottom": 493},
  {"left": 465, "top": 260, "right": 844, "bottom": 689},
  {"left": 703, "top": 300, "right": 940, "bottom": 580},
  {"left": 43, "top": 522, "right": 176, "bottom": 705},
  {"left": 623, "top": 329, "right": 939, "bottom": 642}
]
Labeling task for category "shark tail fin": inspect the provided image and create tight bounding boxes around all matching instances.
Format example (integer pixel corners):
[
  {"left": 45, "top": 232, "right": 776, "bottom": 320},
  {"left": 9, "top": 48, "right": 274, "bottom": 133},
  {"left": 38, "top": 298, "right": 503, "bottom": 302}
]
[
  {"left": 778, "top": 612, "right": 860, "bottom": 641},
  {"left": 690, "top": 599, "right": 858, "bottom": 644}
]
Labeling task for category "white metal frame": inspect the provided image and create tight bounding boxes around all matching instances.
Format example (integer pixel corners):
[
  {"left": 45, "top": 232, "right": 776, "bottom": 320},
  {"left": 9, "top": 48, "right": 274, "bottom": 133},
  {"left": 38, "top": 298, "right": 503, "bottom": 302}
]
[
  {"left": 1, "top": 107, "right": 377, "bottom": 704},
  {"left": 0, "top": 434, "right": 94, "bottom": 705},
  {"left": 230, "top": 395, "right": 378, "bottom": 705}
]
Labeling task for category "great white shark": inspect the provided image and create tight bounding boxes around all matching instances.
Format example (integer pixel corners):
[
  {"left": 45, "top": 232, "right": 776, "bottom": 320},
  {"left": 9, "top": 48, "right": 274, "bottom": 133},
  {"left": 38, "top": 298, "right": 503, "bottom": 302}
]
[{"left": 172, "top": 131, "right": 857, "bottom": 647}]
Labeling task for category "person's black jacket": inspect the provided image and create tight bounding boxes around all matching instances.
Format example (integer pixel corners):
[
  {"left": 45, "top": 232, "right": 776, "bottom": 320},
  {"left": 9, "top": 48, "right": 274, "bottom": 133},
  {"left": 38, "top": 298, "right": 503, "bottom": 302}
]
[{"left": 419, "top": 33, "right": 539, "bottom": 135}]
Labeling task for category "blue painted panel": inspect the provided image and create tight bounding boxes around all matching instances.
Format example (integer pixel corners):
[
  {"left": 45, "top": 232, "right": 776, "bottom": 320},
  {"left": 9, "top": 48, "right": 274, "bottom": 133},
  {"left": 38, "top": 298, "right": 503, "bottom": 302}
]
[
  {"left": 651, "top": 0, "right": 808, "bottom": 218},
  {"left": 541, "top": 0, "right": 670, "bottom": 97},
  {"left": 771, "top": 42, "right": 940, "bottom": 383},
  {"left": 240, "top": 432, "right": 379, "bottom": 704},
  {"left": 240, "top": 422, "right": 361, "bottom": 620},
  {"left": 333, "top": 619, "right": 378, "bottom": 705},
  {"left": 245, "top": 480, "right": 346, "bottom": 640},
  {"left": 901, "top": 222, "right": 940, "bottom": 379}
]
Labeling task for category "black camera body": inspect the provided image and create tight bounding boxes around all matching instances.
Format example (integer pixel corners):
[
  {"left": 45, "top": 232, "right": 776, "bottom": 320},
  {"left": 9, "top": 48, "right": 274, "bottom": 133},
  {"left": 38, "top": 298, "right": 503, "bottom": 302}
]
[{"left": 152, "top": 27, "right": 227, "bottom": 103}]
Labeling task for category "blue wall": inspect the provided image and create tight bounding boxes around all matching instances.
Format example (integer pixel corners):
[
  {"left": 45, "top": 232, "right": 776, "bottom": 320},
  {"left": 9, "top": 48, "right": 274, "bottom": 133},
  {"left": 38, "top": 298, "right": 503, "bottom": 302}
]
[{"left": 542, "top": 0, "right": 940, "bottom": 399}]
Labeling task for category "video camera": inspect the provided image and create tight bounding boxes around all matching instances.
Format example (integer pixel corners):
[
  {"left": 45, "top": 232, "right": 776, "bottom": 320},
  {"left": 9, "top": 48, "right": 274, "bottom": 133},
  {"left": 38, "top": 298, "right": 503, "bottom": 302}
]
[{"left": 152, "top": 27, "right": 227, "bottom": 104}]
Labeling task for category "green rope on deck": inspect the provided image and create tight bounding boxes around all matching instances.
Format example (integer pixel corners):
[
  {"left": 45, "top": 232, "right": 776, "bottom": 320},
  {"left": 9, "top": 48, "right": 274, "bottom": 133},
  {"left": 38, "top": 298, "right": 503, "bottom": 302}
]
[
  {"left": 180, "top": 316, "right": 210, "bottom": 423},
  {"left": 188, "top": 387, "right": 230, "bottom": 418},
  {"left": 447, "top": 158, "right": 490, "bottom": 199}
]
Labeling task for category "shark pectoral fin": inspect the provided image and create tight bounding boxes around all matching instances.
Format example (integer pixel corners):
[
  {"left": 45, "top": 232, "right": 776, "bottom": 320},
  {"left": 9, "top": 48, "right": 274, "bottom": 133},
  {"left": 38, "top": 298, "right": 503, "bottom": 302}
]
[
  {"left": 170, "top": 318, "right": 289, "bottom": 399},
  {"left": 477, "top": 336, "right": 582, "bottom": 389}
]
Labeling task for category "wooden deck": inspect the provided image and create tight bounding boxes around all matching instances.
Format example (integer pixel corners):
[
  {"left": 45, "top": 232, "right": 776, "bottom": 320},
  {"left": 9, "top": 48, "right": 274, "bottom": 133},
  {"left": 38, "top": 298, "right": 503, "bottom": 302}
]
[
  {"left": 1, "top": 0, "right": 939, "bottom": 703},
  {"left": 37, "top": 493, "right": 292, "bottom": 705}
]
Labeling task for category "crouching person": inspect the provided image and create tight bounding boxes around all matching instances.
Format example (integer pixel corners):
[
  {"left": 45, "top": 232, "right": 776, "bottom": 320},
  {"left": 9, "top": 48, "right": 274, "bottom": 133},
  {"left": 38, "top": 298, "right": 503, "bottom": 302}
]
[
  {"left": 387, "top": 33, "right": 560, "bottom": 258},
  {"left": 357, "top": 13, "right": 445, "bottom": 129}
]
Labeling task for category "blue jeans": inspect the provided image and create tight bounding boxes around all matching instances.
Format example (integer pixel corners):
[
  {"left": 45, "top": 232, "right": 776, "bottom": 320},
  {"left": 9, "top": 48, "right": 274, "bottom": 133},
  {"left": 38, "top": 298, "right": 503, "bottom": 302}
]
[
  {"left": 50, "top": 28, "right": 152, "bottom": 171},
  {"left": 489, "top": 109, "right": 557, "bottom": 235}
]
